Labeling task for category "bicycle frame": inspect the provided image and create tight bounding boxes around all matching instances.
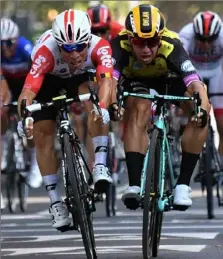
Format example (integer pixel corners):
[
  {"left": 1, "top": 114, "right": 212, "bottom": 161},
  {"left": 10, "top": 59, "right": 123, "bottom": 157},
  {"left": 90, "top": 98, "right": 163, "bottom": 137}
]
[
  {"left": 52, "top": 96, "right": 91, "bottom": 190},
  {"left": 122, "top": 92, "right": 194, "bottom": 212}
]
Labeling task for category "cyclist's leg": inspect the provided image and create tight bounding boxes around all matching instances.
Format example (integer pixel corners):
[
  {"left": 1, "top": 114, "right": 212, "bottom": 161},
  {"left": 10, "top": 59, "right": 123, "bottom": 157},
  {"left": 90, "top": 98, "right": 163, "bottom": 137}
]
[
  {"left": 120, "top": 79, "right": 152, "bottom": 209},
  {"left": 1, "top": 76, "right": 11, "bottom": 171},
  {"left": 71, "top": 103, "right": 85, "bottom": 142},
  {"left": 1, "top": 75, "right": 11, "bottom": 210},
  {"left": 19, "top": 74, "right": 71, "bottom": 229},
  {"left": 6, "top": 77, "right": 42, "bottom": 188},
  {"left": 75, "top": 79, "right": 113, "bottom": 192},
  {"left": 208, "top": 67, "right": 223, "bottom": 166},
  {"left": 172, "top": 78, "right": 210, "bottom": 208}
]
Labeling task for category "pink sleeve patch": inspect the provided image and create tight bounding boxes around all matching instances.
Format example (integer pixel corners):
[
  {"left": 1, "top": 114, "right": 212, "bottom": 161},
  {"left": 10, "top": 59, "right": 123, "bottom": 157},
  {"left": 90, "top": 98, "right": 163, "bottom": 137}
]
[
  {"left": 184, "top": 74, "right": 200, "bottom": 87},
  {"left": 112, "top": 70, "right": 120, "bottom": 81}
]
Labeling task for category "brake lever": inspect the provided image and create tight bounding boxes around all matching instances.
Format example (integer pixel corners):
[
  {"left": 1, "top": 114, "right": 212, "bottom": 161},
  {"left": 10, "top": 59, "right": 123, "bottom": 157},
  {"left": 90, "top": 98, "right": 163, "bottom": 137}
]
[
  {"left": 88, "top": 85, "right": 102, "bottom": 116},
  {"left": 117, "top": 85, "right": 124, "bottom": 119},
  {"left": 193, "top": 92, "right": 201, "bottom": 121}
]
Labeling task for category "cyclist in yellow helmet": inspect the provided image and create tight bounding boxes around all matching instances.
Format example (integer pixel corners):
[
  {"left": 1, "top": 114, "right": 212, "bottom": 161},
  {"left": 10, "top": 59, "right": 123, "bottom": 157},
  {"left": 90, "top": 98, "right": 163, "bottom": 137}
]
[{"left": 109, "top": 4, "right": 210, "bottom": 210}]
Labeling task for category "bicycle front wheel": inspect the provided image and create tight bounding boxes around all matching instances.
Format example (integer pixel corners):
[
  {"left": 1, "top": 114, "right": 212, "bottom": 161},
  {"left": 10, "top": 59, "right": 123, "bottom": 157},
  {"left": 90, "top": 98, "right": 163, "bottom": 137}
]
[
  {"left": 143, "top": 128, "right": 163, "bottom": 259},
  {"left": 63, "top": 134, "right": 97, "bottom": 259},
  {"left": 5, "top": 130, "right": 17, "bottom": 213},
  {"left": 204, "top": 128, "right": 214, "bottom": 219},
  {"left": 18, "top": 174, "right": 29, "bottom": 212}
]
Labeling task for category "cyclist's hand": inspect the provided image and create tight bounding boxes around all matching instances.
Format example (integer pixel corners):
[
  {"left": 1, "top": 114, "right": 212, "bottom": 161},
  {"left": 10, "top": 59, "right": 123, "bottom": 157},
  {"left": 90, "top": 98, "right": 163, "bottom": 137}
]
[
  {"left": 108, "top": 103, "right": 125, "bottom": 121},
  {"left": 93, "top": 108, "right": 110, "bottom": 124},
  {"left": 191, "top": 108, "right": 208, "bottom": 128},
  {"left": 17, "top": 117, "right": 34, "bottom": 139}
]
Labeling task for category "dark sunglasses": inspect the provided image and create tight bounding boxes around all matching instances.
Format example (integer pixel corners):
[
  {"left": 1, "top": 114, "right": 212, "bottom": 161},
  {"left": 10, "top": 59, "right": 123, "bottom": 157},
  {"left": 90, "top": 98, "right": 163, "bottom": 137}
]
[
  {"left": 1, "top": 39, "right": 17, "bottom": 47},
  {"left": 61, "top": 43, "right": 88, "bottom": 53},
  {"left": 131, "top": 37, "right": 161, "bottom": 48},
  {"left": 195, "top": 34, "right": 217, "bottom": 43}
]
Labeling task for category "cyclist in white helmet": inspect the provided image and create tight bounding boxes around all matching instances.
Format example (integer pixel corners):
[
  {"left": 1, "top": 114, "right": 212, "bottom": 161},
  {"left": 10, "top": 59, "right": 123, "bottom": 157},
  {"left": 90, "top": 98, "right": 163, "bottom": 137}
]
[
  {"left": 179, "top": 11, "right": 223, "bottom": 166},
  {"left": 1, "top": 18, "right": 42, "bottom": 189},
  {"left": 17, "top": 9, "right": 114, "bottom": 230}
]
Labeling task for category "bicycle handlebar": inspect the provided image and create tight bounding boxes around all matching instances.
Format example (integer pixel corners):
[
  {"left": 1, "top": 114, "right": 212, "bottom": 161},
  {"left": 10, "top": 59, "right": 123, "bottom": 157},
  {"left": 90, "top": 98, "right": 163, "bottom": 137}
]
[
  {"left": 25, "top": 93, "right": 91, "bottom": 113},
  {"left": 118, "top": 91, "right": 202, "bottom": 120},
  {"left": 2, "top": 101, "right": 18, "bottom": 107}
]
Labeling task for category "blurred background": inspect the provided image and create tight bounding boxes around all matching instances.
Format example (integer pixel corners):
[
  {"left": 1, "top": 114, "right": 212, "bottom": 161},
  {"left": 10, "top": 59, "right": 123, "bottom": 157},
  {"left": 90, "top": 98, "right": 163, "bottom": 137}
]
[{"left": 1, "top": 0, "right": 223, "bottom": 43}]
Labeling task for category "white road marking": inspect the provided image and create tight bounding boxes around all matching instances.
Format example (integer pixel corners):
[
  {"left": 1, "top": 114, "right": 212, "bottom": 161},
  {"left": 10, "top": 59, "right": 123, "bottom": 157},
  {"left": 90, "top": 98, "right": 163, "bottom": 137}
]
[
  {"left": 1, "top": 232, "right": 218, "bottom": 243},
  {"left": 1, "top": 245, "right": 206, "bottom": 256},
  {"left": 2, "top": 224, "right": 223, "bottom": 233}
]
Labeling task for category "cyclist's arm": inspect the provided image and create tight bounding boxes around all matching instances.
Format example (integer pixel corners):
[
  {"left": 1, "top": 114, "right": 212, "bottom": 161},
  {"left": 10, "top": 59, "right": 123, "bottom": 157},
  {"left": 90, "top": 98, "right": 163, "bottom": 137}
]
[
  {"left": 167, "top": 39, "right": 210, "bottom": 112},
  {"left": 110, "top": 35, "right": 127, "bottom": 103},
  {"left": 17, "top": 46, "right": 54, "bottom": 116},
  {"left": 1, "top": 71, "right": 11, "bottom": 104},
  {"left": 91, "top": 38, "right": 114, "bottom": 108}
]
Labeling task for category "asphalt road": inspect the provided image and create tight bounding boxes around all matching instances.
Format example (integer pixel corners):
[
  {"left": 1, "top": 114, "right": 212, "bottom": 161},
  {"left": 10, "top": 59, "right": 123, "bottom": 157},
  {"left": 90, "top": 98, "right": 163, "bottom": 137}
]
[{"left": 1, "top": 182, "right": 223, "bottom": 259}]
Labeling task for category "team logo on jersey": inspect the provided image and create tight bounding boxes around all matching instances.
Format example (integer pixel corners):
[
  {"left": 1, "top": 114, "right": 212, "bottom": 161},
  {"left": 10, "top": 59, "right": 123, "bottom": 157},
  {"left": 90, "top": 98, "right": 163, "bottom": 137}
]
[
  {"left": 181, "top": 60, "right": 195, "bottom": 72},
  {"left": 30, "top": 55, "right": 46, "bottom": 78},
  {"left": 97, "top": 46, "right": 112, "bottom": 68}
]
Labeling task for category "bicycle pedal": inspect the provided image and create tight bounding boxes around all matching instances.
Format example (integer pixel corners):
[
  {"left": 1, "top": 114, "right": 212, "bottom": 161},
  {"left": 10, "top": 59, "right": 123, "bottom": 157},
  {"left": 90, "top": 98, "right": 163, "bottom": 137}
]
[
  {"left": 124, "top": 198, "right": 139, "bottom": 210},
  {"left": 57, "top": 224, "right": 72, "bottom": 232},
  {"left": 173, "top": 204, "right": 190, "bottom": 211},
  {"left": 94, "top": 180, "right": 110, "bottom": 194}
]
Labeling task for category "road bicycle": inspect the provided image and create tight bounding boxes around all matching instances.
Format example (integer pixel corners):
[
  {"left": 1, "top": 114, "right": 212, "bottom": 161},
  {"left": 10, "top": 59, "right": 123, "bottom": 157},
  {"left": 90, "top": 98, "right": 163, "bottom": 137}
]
[
  {"left": 22, "top": 87, "right": 101, "bottom": 259},
  {"left": 118, "top": 83, "right": 201, "bottom": 259},
  {"left": 2, "top": 102, "right": 29, "bottom": 213}
]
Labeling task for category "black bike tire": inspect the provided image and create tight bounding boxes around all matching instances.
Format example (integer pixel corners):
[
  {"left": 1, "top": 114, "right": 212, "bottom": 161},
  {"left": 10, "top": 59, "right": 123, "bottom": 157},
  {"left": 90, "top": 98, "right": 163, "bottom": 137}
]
[
  {"left": 63, "top": 134, "right": 97, "bottom": 259},
  {"left": 5, "top": 131, "right": 17, "bottom": 213},
  {"left": 216, "top": 176, "right": 223, "bottom": 206},
  {"left": 151, "top": 132, "right": 163, "bottom": 257},
  {"left": 18, "top": 174, "right": 29, "bottom": 212},
  {"left": 204, "top": 128, "right": 214, "bottom": 219},
  {"left": 111, "top": 184, "right": 117, "bottom": 216},
  {"left": 152, "top": 153, "right": 173, "bottom": 257},
  {"left": 105, "top": 186, "right": 111, "bottom": 217},
  {"left": 105, "top": 145, "right": 117, "bottom": 217},
  {"left": 143, "top": 128, "right": 160, "bottom": 259}
]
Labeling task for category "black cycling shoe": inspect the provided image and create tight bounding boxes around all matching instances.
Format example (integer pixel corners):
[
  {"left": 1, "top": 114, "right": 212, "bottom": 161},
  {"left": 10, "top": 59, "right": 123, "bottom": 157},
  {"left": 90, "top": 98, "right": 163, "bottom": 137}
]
[{"left": 123, "top": 197, "right": 140, "bottom": 210}]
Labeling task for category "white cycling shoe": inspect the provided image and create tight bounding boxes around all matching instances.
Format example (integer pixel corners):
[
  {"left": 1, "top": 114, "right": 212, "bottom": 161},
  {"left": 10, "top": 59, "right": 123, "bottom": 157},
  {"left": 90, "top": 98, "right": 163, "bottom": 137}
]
[
  {"left": 92, "top": 164, "right": 113, "bottom": 193},
  {"left": 122, "top": 185, "right": 141, "bottom": 210},
  {"left": 49, "top": 201, "right": 71, "bottom": 230},
  {"left": 173, "top": 184, "right": 192, "bottom": 210},
  {"left": 1, "top": 192, "right": 5, "bottom": 211},
  {"left": 27, "top": 165, "right": 43, "bottom": 188}
]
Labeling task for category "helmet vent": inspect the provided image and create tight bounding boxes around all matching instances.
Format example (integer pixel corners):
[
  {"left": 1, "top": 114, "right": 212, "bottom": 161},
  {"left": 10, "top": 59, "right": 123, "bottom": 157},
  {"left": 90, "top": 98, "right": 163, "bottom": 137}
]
[
  {"left": 79, "top": 32, "right": 88, "bottom": 42},
  {"left": 76, "top": 28, "right": 80, "bottom": 40},
  {"left": 60, "top": 30, "right": 66, "bottom": 42},
  {"left": 68, "top": 24, "right": 73, "bottom": 41}
]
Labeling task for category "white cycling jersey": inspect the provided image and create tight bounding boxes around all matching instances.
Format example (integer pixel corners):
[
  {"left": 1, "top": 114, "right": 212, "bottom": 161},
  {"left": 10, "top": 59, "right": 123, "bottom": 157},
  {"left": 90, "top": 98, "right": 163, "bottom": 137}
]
[
  {"left": 179, "top": 23, "right": 223, "bottom": 70},
  {"left": 179, "top": 23, "right": 223, "bottom": 112}
]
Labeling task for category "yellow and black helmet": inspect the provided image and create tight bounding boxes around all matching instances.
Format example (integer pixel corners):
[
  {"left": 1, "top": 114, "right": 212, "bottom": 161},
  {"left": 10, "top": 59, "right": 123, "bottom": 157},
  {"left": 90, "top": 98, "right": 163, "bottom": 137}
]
[{"left": 125, "top": 4, "right": 165, "bottom": 38}]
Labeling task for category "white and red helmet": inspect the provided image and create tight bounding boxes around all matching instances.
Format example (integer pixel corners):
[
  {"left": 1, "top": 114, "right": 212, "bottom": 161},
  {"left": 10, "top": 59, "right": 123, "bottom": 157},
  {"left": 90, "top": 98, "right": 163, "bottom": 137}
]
[
  {"left": 52, "top": 9, "right": 91, "bottom": 45},
  {"left": 1, "top": 18, "right": 19, "bottom": 40},
  {"left": 193, "top": 11, "right": 222, "bottom": 41}
]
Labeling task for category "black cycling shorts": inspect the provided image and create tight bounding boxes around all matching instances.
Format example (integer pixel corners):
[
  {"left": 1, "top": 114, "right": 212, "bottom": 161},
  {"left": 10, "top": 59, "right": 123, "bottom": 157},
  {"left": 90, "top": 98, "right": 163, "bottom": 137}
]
[
  {"left": 32, "top": 73, "right": 89, "bottom": 123},
  {"left": 6, "top": 77, "right": 26, "bottom": 102}
]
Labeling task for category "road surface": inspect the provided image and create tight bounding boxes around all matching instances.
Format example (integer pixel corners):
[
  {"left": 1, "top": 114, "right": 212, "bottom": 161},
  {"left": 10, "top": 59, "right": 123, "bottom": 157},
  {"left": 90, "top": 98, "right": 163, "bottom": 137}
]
[{"left": 1, "top": 183, "right": 223, "bottom": 259}]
